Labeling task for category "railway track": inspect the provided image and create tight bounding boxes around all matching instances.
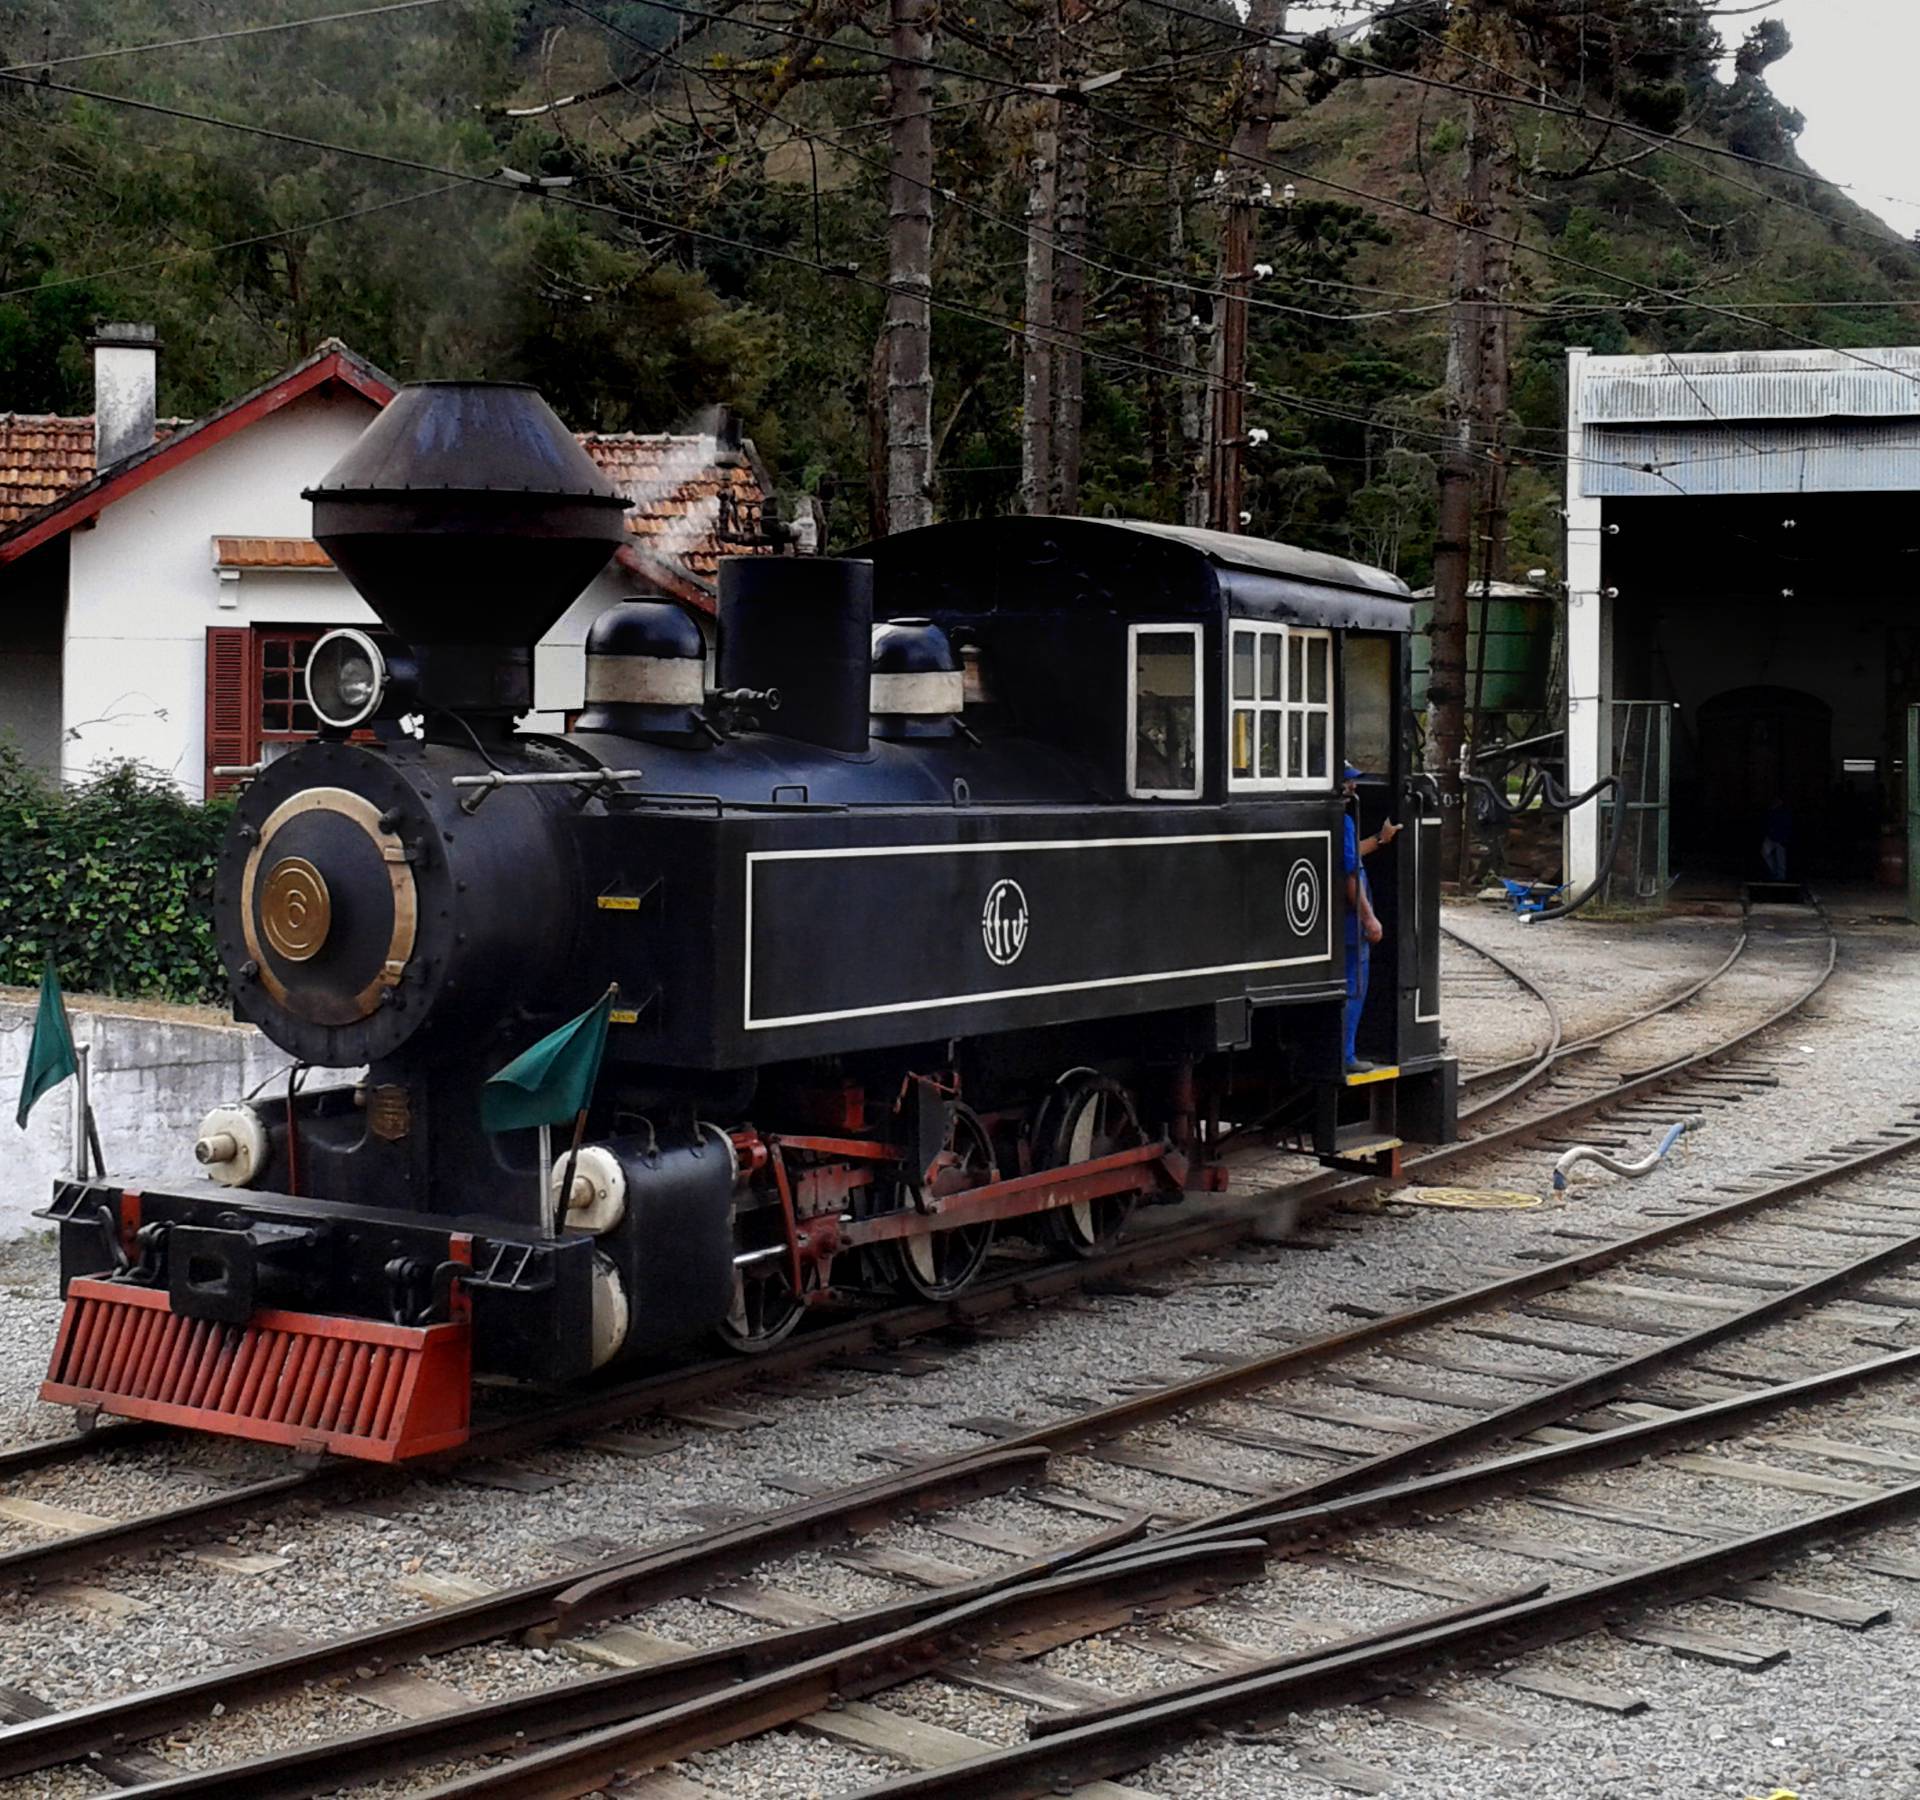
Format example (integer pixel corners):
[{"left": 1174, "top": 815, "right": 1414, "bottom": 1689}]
[
  {"left": 1447, "top": 913, "right": 1752, "bottom": 1112},
  {"left": 0, "top": 902, "right": 1826, "bottom": 1593},
  {"left": 5, "top": 1091, "right": 1913, "bottom": 1793},
  {"left": 0, "top": 902, "right": 1844, "bottom": 1792}
]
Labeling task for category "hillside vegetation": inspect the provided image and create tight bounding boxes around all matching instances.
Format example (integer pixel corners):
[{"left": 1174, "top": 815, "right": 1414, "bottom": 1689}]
[{"left": 0, "top": 0, "right": 1912, "bottom": 577}]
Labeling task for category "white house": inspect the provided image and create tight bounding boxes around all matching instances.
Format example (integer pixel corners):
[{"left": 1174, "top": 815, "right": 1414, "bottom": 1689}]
[{"left": 0, "top": 329, "right": 777, "bottom": 799}]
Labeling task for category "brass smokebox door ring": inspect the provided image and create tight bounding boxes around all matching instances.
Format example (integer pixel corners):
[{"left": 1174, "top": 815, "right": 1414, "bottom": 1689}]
[
  {"left": 260, "top": 857, "right": 331, "bottom": 962},
  {"left": 239, "top": 787, "right": 421, "bottom": 1025}
]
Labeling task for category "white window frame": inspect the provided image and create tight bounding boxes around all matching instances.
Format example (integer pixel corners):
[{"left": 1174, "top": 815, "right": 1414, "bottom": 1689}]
[
  {"left": 1126, "top": 621, "right": 1205, "bottom": 800},
  {"left": 1227, "top": 621, "right": 1335, "bottom": 794}
]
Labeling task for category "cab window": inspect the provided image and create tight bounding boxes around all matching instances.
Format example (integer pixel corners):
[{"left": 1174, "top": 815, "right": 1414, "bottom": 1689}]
[
  {"left": 1127, "top": 623, "right": 1203, "bottom": 799},
  {"left": 1229, "top": 621, "right": 1333, "bottom": 792},
  {"left": 1344, "top": 634, "right": 1395, "bottom": 778}
]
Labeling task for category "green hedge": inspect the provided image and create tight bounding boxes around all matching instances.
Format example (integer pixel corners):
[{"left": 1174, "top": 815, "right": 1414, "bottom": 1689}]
[{"left": 0, "top": 748, "right": 232, "bottom": 1006}]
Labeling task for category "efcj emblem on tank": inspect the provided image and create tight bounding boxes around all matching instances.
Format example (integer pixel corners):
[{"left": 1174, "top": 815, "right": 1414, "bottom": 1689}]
[
  {"left": 1286, "top": 856, "right": 1323, "bottom": 938},
  {"left": 980, "top": 878, "right": 1030, "bottom": 967}
]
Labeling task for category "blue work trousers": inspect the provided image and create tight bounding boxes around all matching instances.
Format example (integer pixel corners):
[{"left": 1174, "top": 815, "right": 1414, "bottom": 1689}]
[{"left": 1343, "top": 940, "right": 1370, "bottom": 1068}]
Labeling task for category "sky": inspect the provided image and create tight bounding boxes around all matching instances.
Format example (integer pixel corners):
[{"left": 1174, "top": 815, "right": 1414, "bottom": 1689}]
[
  {"left": 1762, "top": 0, "right": 1920, "bottom": 240},
  {"left": 1301, "top": 1, "right": 1920, "bottom": 240}
]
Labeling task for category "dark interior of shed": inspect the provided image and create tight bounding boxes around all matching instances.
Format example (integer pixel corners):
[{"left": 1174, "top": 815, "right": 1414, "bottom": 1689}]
[{"left": 1605, "top": 493, "right": 1920, "bottom": 885}]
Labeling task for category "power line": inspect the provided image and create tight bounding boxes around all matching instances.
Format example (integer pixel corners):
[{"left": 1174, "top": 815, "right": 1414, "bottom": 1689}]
[
  {"left": 580, "top": 0, "right": 1920, "bottom": 389},
  {"left": 0, "top": 59, "right": 1596, "bottom": 483},
  {"left": 1337, "top": 8, "right": 1920, "bottom": 249},
  {"left": 1120, "top": 0, "right": 1903, "bottom": 264},
  {"left": 1372, "top": 4, "right": 1920, "bottom": 224},
  {"left": 2, "top": 57, "right": 1896, "bottom": 489},
  {"left": 562, "top": 0, "right": 1454, "bottom": 329},
  {"left": 0, "top": 180, "right": 470, "bottom": 301},
  {"left": 0, "top": 0, "right": 457, "bottom": 78}
]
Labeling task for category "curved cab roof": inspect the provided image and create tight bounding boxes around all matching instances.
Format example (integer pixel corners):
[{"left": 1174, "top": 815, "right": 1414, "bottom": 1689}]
[{"left": 861, "top": 515, "right": 1412, "bottom": 631}]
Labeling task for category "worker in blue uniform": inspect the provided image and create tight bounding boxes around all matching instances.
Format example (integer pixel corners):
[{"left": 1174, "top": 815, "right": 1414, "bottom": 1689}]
[{"left": 1342, "top": 761, "right": 1393, "bottom": 1073}]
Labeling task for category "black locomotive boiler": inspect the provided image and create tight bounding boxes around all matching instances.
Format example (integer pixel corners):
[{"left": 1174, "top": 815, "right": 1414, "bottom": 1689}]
[{"left": 38, "top": 381, "right": 1456, "bottom": 1462}]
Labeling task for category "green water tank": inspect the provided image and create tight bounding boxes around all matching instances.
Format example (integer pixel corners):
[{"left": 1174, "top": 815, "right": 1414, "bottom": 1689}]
[{"left": 1410, "top": 581, "right": 1554, "bottom": 714}]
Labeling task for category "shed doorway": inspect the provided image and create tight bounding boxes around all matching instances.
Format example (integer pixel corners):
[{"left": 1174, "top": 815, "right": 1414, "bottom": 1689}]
[{"left": 1691, "top": 686, "right": 1832, "bottom": 879}]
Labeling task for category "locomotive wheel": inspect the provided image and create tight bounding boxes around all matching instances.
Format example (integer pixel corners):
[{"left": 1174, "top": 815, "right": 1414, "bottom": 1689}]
[
  {"left": 715, "top": 1196, "right": 807, "bottom": 1353},
  {"left": 1035, "top": 1073, "right": 1146, "bottom": 1257},
  {"left": 715, "top": 1265, "right": 807, "bottom": 1353},
  {"left": 870, "top": 1103, "right": 997, "bottom": 1301}
]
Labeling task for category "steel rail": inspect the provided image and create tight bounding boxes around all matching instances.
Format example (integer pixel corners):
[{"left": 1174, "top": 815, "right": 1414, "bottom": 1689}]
[
  {"left": 4, "top": 1115, "right": 1896, "bottom": 1783},
  {"left": 118, "top": 1535, "right": 1274, "bottom": 1800},
  {"left": 0, "top": 1214, "right": 1243, "bottom": 1591},
  {"left": 1143, "top": 1196, "right": 1920, "bottom": 1549},
  {"left": 0, "top": 903, "right": 1827, "bottom": 1581},
  {"left": 1104, "top": 1340, "right": 1920, "bottom": 1605},
  {"left": 0, "top": 1447, "right": 1046, "bottom": 1783},
  {"left": 395, "top": 1341, "right": 1920, "bottom": 1800},
  {"left": 1446, "top": 919, "right": 1567, "bottom": 1106},
  {"left": 1406, "top": 908, "right": 1833, "bottom": 1173},
  {"left": 0, "top": 916, "right": 1841, "bottom": 1774},
  {"left": 7, "top": 1105, "right": 1896, "bottom": 1780},
  {"left": 1453, "top": 915, "right": 1750, "bottom": 1111},
  {"left": 0, "top": 1418, "right": 159, "bottom": 1478},
  {"left": 846, "top": 1448, "right": 1920, "bottom": 1794}
]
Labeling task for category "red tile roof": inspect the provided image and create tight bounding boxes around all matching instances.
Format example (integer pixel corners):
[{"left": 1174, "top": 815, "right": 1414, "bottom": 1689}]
[
  {"left": 0, "top": 415, "right": 94, "bottom": 526},
  {"left": 0, "top": 415, "right": 193, "bottom": 527},
  {"left": 578, "top": 433, "right": 773, "bottom": 587},
  {"left": 213, "top": 535, "right": 335, "bottom": 570},
  {"left": 0, "top": 369, "right": 775, "bottom": 607}
]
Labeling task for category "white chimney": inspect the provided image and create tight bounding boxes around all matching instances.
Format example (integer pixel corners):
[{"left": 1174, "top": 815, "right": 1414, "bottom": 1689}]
[{"left": 90, "top": 323, "right": 159, "bottom": 469}]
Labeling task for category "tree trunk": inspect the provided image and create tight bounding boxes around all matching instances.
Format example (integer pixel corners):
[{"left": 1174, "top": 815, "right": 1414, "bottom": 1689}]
[
  {"left": 867, "top": 323, "right": 891, "bottom": 538},
  {"left": 885, "top": 0, "right": 935, "bottom": 533},
  {"left": 1052, "top": 91, "right": 1090, "bottom": 513},
  {"left": 1143, "top": 278, "right": 1172, "bottom": 502},
  {"left": 1021, "top": 87, "right": 1058, "bottom": 514},
  {"left": 1207, "top": 0, "right": 1290, "bottom": 535},
  {"left": 1429, "top": 0, "right": 1504, "bottom": 884},
  {"left": 1021, "top": 0, "right": 1063, "bottom": 517}
]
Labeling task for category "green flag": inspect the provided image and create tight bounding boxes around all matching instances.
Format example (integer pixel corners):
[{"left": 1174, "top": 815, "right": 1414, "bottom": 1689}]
[
  {"left": 480, "top": 986, "right": 616, "bottom": 1134},
  {"left": 16, "top": 959, "right": 78, "bottom": 1130}
]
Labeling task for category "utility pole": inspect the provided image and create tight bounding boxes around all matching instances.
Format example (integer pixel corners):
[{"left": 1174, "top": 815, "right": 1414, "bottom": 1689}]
[
  {"left": 884, "top": 0, "right": 935, "bottom": 533},
  {"left": 1168, "top": 148, "right": 1208, "bottom": 528},
  {"left": 1207, "top": 0, "right": 1289, "bottom": 535},
  {"left": 1429, "top": 0, "right": 1511, "bottom": 883}
]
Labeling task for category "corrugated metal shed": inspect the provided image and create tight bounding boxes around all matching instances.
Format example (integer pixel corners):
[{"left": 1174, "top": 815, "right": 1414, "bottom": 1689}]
[
  {"left": 1577, "top": 347, "right": 1920, "bottom": 497},
  {"left": 1582, "top": 419, "right": 1920, "bottom": 498},
  {"left": 1583, "top": 348, "right": 1920, "bottom": 425}
]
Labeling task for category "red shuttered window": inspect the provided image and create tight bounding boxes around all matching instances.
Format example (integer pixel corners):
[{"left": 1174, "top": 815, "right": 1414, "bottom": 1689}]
[
  {"left": 203, "top": 626, "right": 329, "bottom": 796},
  {"left": 204, "top": 627, "right": 254, "bottom": 797}
]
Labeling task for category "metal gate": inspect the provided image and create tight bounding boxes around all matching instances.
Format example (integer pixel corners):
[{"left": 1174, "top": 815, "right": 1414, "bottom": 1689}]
[{"left": 1601, "top": 701, "right": 1674, "bottom": 909}]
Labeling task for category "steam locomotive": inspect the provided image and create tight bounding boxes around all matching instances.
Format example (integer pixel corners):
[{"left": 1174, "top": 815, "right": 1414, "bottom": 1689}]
[{"left": 38, "top": 382, "right": 1455, "bottom": 1462}]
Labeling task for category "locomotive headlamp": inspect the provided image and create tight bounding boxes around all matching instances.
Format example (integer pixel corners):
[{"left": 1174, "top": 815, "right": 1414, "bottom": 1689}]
[{"left": 306, "top": 628, "right": 415, "bottom": 729}]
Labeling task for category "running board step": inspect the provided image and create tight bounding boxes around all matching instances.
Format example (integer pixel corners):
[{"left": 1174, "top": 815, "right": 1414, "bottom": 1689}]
[{"left": 41, "top": 1279, "right": 470, "bottom": 1463}]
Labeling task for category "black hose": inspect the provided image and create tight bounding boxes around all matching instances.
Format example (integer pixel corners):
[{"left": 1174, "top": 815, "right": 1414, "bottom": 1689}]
[
  {"left": 1459, "top": 762, "right": 1626, "bottom": 924},
  {"left": 1524, "top": 778, "right": 1632, "bottom": 922}
]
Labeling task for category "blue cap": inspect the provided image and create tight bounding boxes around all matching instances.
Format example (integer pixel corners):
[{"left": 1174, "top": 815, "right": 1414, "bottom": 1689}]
[{"left": 1343, "top": 761, "right": 1363, "bottom": 780}]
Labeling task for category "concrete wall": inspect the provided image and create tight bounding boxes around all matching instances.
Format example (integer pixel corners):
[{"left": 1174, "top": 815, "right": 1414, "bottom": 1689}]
[{"left": 0, "top": 987, "right": 352, "bottom": 1238}]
